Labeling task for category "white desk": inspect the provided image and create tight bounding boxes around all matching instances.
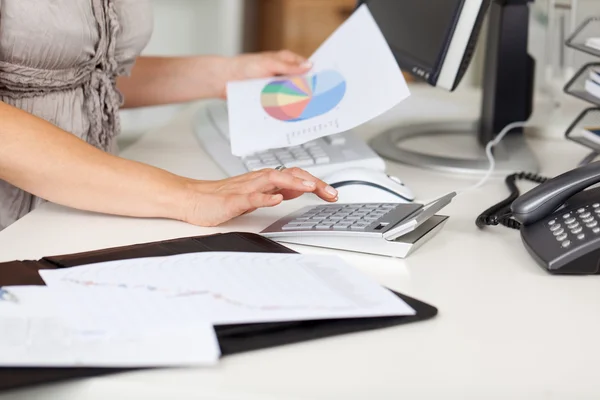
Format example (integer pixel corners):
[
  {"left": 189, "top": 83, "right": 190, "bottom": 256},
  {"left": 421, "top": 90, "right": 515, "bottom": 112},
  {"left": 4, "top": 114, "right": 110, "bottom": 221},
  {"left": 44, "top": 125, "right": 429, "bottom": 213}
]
[{"left": 1, "top": 87, "right": 600, "bottom": 400}]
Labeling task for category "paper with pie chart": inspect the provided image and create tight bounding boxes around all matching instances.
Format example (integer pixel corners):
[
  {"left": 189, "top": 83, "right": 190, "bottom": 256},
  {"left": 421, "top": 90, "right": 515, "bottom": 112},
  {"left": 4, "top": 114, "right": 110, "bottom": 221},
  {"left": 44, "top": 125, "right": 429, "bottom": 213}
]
[{"left": 226, "top": 3, "right": 411, "bottom": 156}]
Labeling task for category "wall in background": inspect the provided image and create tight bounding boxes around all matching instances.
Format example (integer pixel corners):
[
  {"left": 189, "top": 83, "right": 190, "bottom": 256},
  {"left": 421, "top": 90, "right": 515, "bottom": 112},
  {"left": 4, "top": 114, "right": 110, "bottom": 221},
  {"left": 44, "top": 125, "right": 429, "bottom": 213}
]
[{"left": 118, "top": 0, "right": 244, "bottom": 148}]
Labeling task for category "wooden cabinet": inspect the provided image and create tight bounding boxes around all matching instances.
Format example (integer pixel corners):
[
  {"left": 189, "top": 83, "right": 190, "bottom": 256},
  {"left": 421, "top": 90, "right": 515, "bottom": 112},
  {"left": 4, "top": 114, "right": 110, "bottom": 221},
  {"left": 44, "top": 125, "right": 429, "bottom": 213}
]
[
  {"left": 255, "top": 0, "right": 414, "bottom": 81},
  {"left": 257, "top": 0, "right": 356, "bottom": 58}
]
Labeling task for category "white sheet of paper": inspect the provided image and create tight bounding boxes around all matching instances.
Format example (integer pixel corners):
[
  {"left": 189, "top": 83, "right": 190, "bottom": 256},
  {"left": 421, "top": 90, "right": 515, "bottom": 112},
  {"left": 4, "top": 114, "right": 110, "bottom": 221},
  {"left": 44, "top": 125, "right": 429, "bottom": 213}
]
[
  {"left": 40, "top": 252, "right": 416, "bottom": 325},
  {"left": 226, "top": 3, "right": 410, "bottom": 156},
  {"left": 0, "top": 286, "right": 220, "bottom": 367}
]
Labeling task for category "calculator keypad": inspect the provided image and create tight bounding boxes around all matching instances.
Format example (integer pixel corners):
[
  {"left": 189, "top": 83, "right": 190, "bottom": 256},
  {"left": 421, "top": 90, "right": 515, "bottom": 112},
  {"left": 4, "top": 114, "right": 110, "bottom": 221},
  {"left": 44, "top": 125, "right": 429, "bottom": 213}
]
[
  {"left": 549, "top": 204, "right": 600, "bottom": 249},
  {"left": 281, "top": 203, "right": 397, "bottom": 232}
]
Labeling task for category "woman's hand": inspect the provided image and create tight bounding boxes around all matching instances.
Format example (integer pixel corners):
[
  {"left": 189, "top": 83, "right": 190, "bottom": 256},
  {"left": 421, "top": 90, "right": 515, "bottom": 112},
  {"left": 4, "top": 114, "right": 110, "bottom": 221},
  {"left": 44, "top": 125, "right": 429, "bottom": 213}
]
[
  {"left": 217, "top": 50, "right": 313, "bottom": 98},
  {"left": 182, "top": 167, "right": 338, "bottom": 227}
]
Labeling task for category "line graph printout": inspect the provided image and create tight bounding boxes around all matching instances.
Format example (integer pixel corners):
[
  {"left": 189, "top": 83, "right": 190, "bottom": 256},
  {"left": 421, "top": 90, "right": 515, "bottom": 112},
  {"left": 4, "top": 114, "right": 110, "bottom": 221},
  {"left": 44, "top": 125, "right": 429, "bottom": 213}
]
[
  {"left": 40, "top": 252, "right": 416, "bottom": 325},
  {"left": 226, "top": 4, "right": 411, "bottom": 156}
]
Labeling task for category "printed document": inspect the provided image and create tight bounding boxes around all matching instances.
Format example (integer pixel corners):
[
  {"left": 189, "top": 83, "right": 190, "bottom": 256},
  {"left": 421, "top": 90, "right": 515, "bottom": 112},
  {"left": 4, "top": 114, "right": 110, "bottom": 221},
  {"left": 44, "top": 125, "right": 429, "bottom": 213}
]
[
  {"left": 40, "top": 252, "right": 416, "bottom": 325},
  {"left": 226, "top": 4, "right": 410, "bottom": 156},
  {"left": 0, "top": 286, "right": 220, "bottom": 367}
]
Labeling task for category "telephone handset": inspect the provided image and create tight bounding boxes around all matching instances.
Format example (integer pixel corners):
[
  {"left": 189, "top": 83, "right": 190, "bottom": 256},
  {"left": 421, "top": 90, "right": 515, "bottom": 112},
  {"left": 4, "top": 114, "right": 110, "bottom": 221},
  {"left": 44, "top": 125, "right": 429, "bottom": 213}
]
[{"left": 508, "top": 161, "right": 600, "bottom": 274}]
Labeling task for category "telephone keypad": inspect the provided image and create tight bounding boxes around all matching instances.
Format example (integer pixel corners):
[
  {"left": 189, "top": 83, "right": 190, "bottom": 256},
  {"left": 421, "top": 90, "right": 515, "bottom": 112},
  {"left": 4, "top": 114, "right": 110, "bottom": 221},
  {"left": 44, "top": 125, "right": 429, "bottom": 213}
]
[
  {"left": 550, "top": 224, "right": 562, "bottom": 232},
  {"left": 546, "top": 203, "right": 600, "bottom": 250}
]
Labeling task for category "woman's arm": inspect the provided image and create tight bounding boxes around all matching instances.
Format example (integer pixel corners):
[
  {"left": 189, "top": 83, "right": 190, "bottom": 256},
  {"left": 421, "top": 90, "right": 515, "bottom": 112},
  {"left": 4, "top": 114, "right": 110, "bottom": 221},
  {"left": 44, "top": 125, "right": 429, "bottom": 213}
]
[
  {"left": 0, "top": 101, "right": 336, "bottom": 226},
  {"left": 117, "top": 51, "right": 311, "bottom": 108},
  {"left": 0, "top": 101, "right": 192, "bottom": 220}
]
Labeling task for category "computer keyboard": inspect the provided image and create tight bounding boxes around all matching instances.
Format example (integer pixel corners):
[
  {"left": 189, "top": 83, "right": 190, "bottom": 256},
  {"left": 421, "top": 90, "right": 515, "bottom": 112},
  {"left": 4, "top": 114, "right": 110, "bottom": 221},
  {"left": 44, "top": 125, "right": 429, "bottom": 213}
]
[{"left": 192, "top": 100, "right": 386, "bottom": 178}]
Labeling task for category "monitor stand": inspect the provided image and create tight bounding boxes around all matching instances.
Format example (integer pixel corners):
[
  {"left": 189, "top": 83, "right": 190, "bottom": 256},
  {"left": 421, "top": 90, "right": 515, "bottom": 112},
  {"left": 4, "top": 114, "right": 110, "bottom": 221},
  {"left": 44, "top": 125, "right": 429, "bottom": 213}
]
[
  {"left": 369, "top": 0, "right": 540, "bottom": 175},
  {"left": 369, "top": 121, "right": 539, "bottom": 175}
]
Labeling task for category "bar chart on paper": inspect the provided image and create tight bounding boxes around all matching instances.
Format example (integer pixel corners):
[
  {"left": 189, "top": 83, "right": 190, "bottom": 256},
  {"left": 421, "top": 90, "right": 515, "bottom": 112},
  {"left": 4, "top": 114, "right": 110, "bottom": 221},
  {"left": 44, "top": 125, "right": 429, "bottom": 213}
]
[
  {"left": 39, "top": 252, "right": 416, "bottom": 326},
  {"left": 260, "top": 70, "right": 347, "bottom": 122}
]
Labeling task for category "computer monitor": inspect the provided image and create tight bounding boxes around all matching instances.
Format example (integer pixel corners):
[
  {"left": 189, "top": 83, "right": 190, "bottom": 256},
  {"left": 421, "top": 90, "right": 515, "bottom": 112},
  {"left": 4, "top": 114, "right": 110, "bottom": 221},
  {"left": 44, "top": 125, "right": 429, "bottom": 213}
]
[{"left": 359, "top": 0, "right": 539, "bottom": 175}]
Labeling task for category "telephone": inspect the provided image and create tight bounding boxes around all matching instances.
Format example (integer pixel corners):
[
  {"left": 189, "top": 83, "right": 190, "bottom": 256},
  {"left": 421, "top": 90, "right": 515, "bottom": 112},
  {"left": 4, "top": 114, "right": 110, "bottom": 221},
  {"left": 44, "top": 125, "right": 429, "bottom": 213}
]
[{"left": 478, "top": 161, "right": 600, "bottom": 274}]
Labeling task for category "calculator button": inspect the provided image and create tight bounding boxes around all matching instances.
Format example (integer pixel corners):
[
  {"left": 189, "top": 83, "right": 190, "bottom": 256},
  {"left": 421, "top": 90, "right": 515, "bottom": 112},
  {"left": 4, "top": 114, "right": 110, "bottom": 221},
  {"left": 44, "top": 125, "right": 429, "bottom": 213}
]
[
  {"left": 315, "top": 224, "right": 334, "bottom": 230},
  {"left": 594, "top": 227, "right": 600, "bottom": 234},
  {"left": 333, "top": 224, "right": 351, "bottom": 230},
  {"left": 577, "top": 233, "right": 586, "bottom": 240},
  {"left": 562, "top": 240, "right": 571, "bottom": 248},
  {"left": 578, "top": 208, "right": 586, "bottom": 214},
  {"left": 282, "top": 224, "right": 305, "bottom": 230},
  {"left": 563, "top": 213, "right": 571, "bottom": 219},
  {"left": 549, "top": 219, "right": 557, "bottom": 225},
  {"left": 572, "top": 227, "right": 583, "bottom": 234},
  {"left": 587, "top": 221, "right": 598, "bottom": 228},
  {"left": 583, "top": 217, "right": 595, "bottom": 224},
  {"left": 556, "top": 233, "right": 568, "bottom": 241},
  {"left": 580, "top": 212, "right": 592, "bottom": 219},
  {"left": 594, "top": 203, "right": 600, "bottom": 208},
  {"left": 552, "top": 228, "right": 565, "bottom": 236},
  {"left": 351, "top": 223, "right": 371, "bottom": 231},
  {"left": 550, "top": 224, "right": 562, "bottom": 231},
  {"left": 564, "top": 218, "right": 576, "bottom": 224},
  {"left": 567, "top": 223, "right": 579, "bottom": 230}
]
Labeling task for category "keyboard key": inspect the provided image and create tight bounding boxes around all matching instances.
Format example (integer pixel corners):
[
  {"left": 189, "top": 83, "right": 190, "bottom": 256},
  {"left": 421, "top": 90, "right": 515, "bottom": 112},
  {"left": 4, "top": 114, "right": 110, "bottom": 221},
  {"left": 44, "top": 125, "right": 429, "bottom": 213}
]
[
  {"left": 286, "top": 159, "right": 315, "bottom": 167},
  {"left": 314, "top": 155, "right": 331, "bottom": 164},
  {"left": 325, "top": 135, "right": 346, "bottom": 146},
  {"left": 580, "top": 212, "right": 592, "bottom": 219}
]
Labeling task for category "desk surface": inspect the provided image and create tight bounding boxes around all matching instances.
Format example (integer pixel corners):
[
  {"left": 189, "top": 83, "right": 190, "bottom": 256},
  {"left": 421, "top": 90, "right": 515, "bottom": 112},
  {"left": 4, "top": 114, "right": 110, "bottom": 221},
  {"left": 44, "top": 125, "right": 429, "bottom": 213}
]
[{"left": 1, "top": 87, "right": 599, "bottom": 400}]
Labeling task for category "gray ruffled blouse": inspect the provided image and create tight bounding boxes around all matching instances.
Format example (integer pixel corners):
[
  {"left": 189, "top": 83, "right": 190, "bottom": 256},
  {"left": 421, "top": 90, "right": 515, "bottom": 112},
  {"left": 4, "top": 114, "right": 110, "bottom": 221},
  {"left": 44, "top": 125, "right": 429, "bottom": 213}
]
[{"left": 0, "top": 0, "right": 153, "bottom": 230}]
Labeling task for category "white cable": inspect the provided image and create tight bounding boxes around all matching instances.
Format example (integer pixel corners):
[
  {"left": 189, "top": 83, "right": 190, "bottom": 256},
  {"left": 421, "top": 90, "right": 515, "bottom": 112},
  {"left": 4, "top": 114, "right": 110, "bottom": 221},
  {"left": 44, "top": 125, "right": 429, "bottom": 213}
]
[
  {"left": 417, "top": 120, "right": 528, "bottom": 204},
  {"left": 455, "top": 120, "right": 528, "bottom": 195}
]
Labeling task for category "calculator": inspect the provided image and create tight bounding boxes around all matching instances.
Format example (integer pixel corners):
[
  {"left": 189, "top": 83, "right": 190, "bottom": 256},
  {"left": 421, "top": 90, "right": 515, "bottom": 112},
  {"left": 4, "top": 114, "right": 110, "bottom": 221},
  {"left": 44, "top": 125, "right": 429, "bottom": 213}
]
[{"left": 260, "top": 192, "right": 455, "bottom": 258}]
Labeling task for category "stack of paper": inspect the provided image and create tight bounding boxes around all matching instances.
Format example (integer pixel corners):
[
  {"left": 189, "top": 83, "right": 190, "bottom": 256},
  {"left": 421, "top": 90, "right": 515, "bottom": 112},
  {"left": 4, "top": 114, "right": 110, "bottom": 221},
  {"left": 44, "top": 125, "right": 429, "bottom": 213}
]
[
  {"left": 226, "top": 4, "right": 411, "bottom": 156},
  {"left": 1, "top": 252, "right": 415, "bottom": 368},
  {"left": 0, "top": 286, "right": 220, "bottom": 367}
]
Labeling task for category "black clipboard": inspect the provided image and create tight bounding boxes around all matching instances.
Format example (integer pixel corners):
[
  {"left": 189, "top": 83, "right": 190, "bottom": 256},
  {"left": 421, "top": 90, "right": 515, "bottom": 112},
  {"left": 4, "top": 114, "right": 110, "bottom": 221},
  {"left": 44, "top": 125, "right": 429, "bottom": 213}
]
[{"left": 0, "top": 232, "right": 438, "bottom": 392}]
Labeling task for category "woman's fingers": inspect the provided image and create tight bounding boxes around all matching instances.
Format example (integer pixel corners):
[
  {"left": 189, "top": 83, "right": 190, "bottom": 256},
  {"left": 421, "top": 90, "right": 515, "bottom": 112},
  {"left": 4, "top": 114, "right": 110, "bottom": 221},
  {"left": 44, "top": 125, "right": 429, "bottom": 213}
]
[
  {"left": 283, "top": 167, "right": 338, "bottom": 201},
  {"left": 266, "top": 50, "right": 312, "bottom": 76},
  {"left": 244, "top": 168, "right": 318, "bottom": 194}
]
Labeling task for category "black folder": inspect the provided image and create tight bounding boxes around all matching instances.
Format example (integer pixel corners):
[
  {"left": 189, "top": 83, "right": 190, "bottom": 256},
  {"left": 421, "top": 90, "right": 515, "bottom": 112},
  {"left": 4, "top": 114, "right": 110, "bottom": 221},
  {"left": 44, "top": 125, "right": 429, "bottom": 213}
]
[{"left": 0, "top": 232, "right": 437, "bottom": 392}]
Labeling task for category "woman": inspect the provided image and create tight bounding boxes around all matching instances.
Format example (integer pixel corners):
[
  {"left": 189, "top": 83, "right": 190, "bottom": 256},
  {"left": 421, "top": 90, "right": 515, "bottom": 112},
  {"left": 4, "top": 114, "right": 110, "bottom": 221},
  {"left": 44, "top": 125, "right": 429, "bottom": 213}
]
[{"left": 0, "top": 1, "right": 338, "bottom": 231}]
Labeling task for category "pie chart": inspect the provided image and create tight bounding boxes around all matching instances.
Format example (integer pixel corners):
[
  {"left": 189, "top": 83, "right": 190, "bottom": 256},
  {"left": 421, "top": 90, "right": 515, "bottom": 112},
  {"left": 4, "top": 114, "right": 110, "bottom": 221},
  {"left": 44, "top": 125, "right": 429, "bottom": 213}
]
[{"left": 260, "top": 70, "right": 346, "bottom": 122}]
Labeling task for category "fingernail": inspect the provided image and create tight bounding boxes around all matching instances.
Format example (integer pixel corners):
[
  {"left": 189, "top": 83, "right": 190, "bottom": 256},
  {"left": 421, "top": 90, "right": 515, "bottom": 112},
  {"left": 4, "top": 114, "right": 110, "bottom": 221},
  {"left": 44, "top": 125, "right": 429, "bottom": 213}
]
[
  {"left": 301, "top": 60, "right": 313, "bottom": 68},
  {"left": 302, "top": 180, "right": 316, "bottom": 188},
  {"left": 325, "top": 186, "right": 337, "bottom": 196}
]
